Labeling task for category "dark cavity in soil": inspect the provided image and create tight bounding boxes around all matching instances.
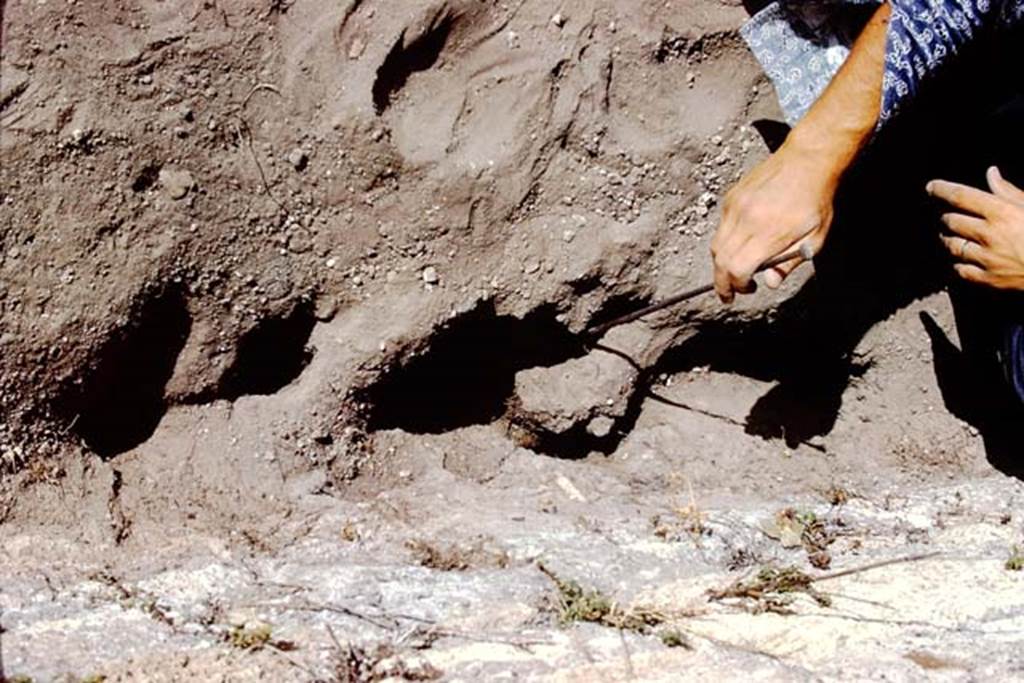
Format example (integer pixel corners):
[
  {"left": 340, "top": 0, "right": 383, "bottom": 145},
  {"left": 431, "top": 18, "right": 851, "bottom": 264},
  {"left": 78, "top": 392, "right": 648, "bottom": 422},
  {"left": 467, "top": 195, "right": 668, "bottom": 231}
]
[
  {"left": 66, "top": 288, "right": 191, "bottom": 458},
  {"left": 364, "top": 302, "right": 586, "bottom": 434},
  {"left": 583, "top": 292, "right": 655, "bottom": 331},
  {"left": 372, "top": 9, "right": 455, "bottom": 114},
  {"left": 220, "top": 302, "right": 316, "bottom": 399},
  {"left": 131, "top": 163, "right": 162, "bottom": 192}
]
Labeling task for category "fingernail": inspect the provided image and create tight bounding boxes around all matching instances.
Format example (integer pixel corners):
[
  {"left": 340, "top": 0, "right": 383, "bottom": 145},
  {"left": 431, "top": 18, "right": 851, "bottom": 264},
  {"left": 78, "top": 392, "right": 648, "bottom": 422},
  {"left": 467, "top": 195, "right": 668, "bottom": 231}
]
[{"left": 925, "top": 181, "right": 935, "bottom": 194}]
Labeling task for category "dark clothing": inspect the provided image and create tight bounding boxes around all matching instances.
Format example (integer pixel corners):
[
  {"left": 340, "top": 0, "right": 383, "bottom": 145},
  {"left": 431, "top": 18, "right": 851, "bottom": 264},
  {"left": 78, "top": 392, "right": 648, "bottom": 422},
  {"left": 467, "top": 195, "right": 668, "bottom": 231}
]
[
  {"left": 745, "top": 2, "right": 1024, "bottom": 406},
  {"left": 1004, "top": 324, "right": 1024, "bottom": 403},
  {"left": 976, "top": 95, "right": 1024, "bottom": 406}
]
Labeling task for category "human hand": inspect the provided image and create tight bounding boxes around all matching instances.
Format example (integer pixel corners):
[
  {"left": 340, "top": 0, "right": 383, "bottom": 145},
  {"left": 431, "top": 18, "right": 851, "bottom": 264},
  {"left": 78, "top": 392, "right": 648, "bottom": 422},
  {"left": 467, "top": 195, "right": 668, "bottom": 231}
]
[
  {"left": 929, "top": 166, "right": 1024, "bottom": 291},
  {"left": 709, "top": 1, "right": 888, "bottom": 304},
  {"left": 710, "top": 140, "right": 840, "bottom": 303}
]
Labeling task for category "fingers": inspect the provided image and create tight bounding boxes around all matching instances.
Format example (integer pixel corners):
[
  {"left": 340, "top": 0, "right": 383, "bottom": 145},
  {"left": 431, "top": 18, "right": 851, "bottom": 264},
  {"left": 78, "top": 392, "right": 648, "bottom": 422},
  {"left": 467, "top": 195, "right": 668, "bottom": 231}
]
[
  {"left": 987, "top": 166, "right": 1024, "bottom": 205},
  {"left": 927, "top": 179, "right": 1004, "bottom": 217},
  {"left": 712, "top": 270, "right": 733, "bottom": 303},
  {"left": 953, "top": 263, "right": 991, "bottom": 286},
  {"left": 763, "top": 241, "right": 818, "bottom": 290},
  {"left": 763, "top": 241, "right": 816, "bottom": 289},
  {"left": 940, "top": 235, "right": 987, "bottom": 266},
  {"left": 711, "top": 232, "right": 730, "bottom": 303},
  {"left": 711, "top": 241, "right": 738, "bottom": 304},
  {"left": 711, "top": 216, "right": 755, "bottom": 303},
  {"left": 763, "top": 258, "right": 800, "bottom": 290},
  {"left": 715, "top": 232, "right": 817, "bottom": 297},
  {"left": 763, "top": 267, "right": 785, "bottom": 289},
  {"left": 712, "top": 250, "right": 757, "bottom": 303},
  {"left": 712, "top": 228, "right": 767, "bottom": 303},
  {"left": 940, "top": 212, "right": 988, "bottom": 243},
  {"left": 712, "top": 267, "right": 757, "bottom": 304}
]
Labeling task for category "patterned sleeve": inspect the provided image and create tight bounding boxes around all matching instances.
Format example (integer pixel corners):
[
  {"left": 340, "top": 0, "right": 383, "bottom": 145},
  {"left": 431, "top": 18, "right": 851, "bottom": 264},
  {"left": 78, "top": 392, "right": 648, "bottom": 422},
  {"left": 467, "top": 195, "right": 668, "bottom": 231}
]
[{"left": 741, "top": 0, "right": 1024, "bottom": 127}]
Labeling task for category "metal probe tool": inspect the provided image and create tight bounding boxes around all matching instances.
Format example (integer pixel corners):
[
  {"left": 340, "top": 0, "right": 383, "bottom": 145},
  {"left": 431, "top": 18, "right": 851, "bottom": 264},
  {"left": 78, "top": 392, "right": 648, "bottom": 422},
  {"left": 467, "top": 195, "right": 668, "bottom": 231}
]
[{"left": 586, "top": 242, "right": 815, "bottom": 337}]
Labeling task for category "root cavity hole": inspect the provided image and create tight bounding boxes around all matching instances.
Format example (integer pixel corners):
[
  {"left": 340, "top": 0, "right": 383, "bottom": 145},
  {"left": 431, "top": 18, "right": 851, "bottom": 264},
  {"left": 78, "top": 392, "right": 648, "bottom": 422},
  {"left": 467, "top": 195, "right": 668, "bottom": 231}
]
[{"left": 362, "top": 303, "right": 586, "bottom": 434}]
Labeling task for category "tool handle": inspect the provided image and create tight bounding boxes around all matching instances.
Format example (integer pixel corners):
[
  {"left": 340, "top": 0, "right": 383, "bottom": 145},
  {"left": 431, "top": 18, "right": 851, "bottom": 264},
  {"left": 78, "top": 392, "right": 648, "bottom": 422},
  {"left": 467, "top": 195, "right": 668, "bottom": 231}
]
[{"left": 586, "top": 244, "right": 812, "bottom": 337}]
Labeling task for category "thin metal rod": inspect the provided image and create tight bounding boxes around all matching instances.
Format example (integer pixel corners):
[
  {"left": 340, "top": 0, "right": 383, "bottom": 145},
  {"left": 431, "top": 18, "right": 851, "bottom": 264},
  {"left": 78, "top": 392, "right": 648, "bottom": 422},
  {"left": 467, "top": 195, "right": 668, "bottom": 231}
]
[{"left": 586, "top": 245, "right": 813, "bottom": 337}]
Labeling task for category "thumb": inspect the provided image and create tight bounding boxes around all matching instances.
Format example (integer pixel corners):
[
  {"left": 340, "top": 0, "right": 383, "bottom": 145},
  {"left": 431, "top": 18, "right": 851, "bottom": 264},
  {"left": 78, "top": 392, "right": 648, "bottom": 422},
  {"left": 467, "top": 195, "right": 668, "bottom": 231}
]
[
  {"left": 987, "top": 166, "right": 1024, "bottom": 205},
  {"left": 763, "top": 241, "right": 816, "bottom": 289}
]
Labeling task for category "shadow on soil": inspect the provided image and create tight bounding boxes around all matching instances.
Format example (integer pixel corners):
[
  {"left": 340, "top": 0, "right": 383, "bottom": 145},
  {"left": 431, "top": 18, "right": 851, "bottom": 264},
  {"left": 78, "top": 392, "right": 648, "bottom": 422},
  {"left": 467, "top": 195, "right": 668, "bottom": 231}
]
[
  {"left": 372, "top": 6, "right": 456, "bottom": 114},
  {"left": 364, "top": 302, "right": 587, "bottom": 434},
  {"left": 62, "top": 288, "right": 192, "bottom": 458},
  {"left": 358, "top": 34, "right": 1024, "bottom": 475},
  {"left": 921, "top": 309, "right": 1024, "bottom": 479},
  {"left": 658, "top": 37, "right": 1023, "bottom": 478},
  {"left": 219, "top": 302, "right": 317, "bottom": 400},
  {"left": 59, "top": 295, "right": 318, "bottom": 458}
]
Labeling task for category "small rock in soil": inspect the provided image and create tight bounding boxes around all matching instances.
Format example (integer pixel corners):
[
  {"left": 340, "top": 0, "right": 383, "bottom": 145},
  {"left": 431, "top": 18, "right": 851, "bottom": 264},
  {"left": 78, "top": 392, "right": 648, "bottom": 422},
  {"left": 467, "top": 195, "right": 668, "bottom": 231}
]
[
  {"left": 158, "top": 167, "right": 194, "bottom": 200},
  {"left": 348, "top": 37, "right": 366, "bottom": 59},
  {"left": 422, "top": 266, "right": 440, "bottom": 285},
  {"left": 314, "top": 297, "right": 338, "bottom": 321},
  {"left": 586, "top": 415, "right": 615, "bottom": 438},
  {"left": 287, "top": 230, "right": 313, "bottom": 254},
  {"left": 287, "top": 148, "right": 308, "bottom": 171}
]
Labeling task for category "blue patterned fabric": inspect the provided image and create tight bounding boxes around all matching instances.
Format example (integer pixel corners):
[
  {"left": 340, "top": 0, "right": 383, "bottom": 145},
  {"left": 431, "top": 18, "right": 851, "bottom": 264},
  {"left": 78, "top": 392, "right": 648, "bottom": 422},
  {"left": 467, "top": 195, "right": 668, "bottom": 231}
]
[
  {"left": 741, "top": 0, "right": 1024, "bottom": 126},
  {"left": 1003, "top": 323, "right": 1024, "bottom": 403}
]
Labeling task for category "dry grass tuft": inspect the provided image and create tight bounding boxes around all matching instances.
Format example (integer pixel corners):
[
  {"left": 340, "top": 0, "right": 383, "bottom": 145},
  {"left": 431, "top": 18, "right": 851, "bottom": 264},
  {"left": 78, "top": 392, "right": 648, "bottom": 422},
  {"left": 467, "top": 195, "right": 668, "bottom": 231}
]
[
  {"left": 708, "top": 565, "right": 832, "bottom": 614},
  {"left": 406, "top": 539, "right": 509, "bottom": 572},
  {"left": 329, "top": 637, "right": 443, "bottom": 682},
  {"left": 659, "top": 629, "right": 692, "bottom": 649},
  {"left": 1007, "top": 545, "right": 1024, "bottom": 571},
  {"left": 538, "top": 563, "right": 669, "bottom": 633},
  {"left": 227, "top": 623, "right": 274, "bottom": 650}
]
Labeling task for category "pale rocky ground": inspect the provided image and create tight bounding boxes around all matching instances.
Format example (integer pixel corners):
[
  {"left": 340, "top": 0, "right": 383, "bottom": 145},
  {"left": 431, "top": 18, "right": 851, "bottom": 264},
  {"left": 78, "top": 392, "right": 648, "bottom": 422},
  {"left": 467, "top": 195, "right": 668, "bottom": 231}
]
[
  {"left": 2, "top": 0, "right": 1023, "bottom": 681},
  {"left": 4, "top": 457, "right": 1022, "bottom": 680}
]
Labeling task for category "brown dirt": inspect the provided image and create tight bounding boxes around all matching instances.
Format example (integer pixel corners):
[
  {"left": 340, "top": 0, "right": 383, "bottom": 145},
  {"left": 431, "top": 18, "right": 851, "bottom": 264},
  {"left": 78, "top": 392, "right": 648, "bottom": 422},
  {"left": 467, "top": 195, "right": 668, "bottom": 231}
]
[{"left": 2, "top": 1, "right": 1022, "bottom": 681}]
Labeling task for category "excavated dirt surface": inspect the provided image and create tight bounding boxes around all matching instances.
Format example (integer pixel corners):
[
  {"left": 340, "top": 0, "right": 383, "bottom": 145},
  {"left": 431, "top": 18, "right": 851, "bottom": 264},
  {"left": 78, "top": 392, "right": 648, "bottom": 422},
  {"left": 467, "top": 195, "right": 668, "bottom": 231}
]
[{"left": 2, "top": 1, "right": 1023, "bottom": 681}]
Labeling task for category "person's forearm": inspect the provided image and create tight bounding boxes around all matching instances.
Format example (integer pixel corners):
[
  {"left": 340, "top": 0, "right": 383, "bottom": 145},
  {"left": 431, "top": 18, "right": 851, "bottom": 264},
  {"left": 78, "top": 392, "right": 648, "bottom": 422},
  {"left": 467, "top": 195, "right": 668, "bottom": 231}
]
[
  {"left": 784, "top": 3, "right": 891, "bottom": 180},
  {"left": 711, "top": 3, "right": 893, "bottom": 301}
]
